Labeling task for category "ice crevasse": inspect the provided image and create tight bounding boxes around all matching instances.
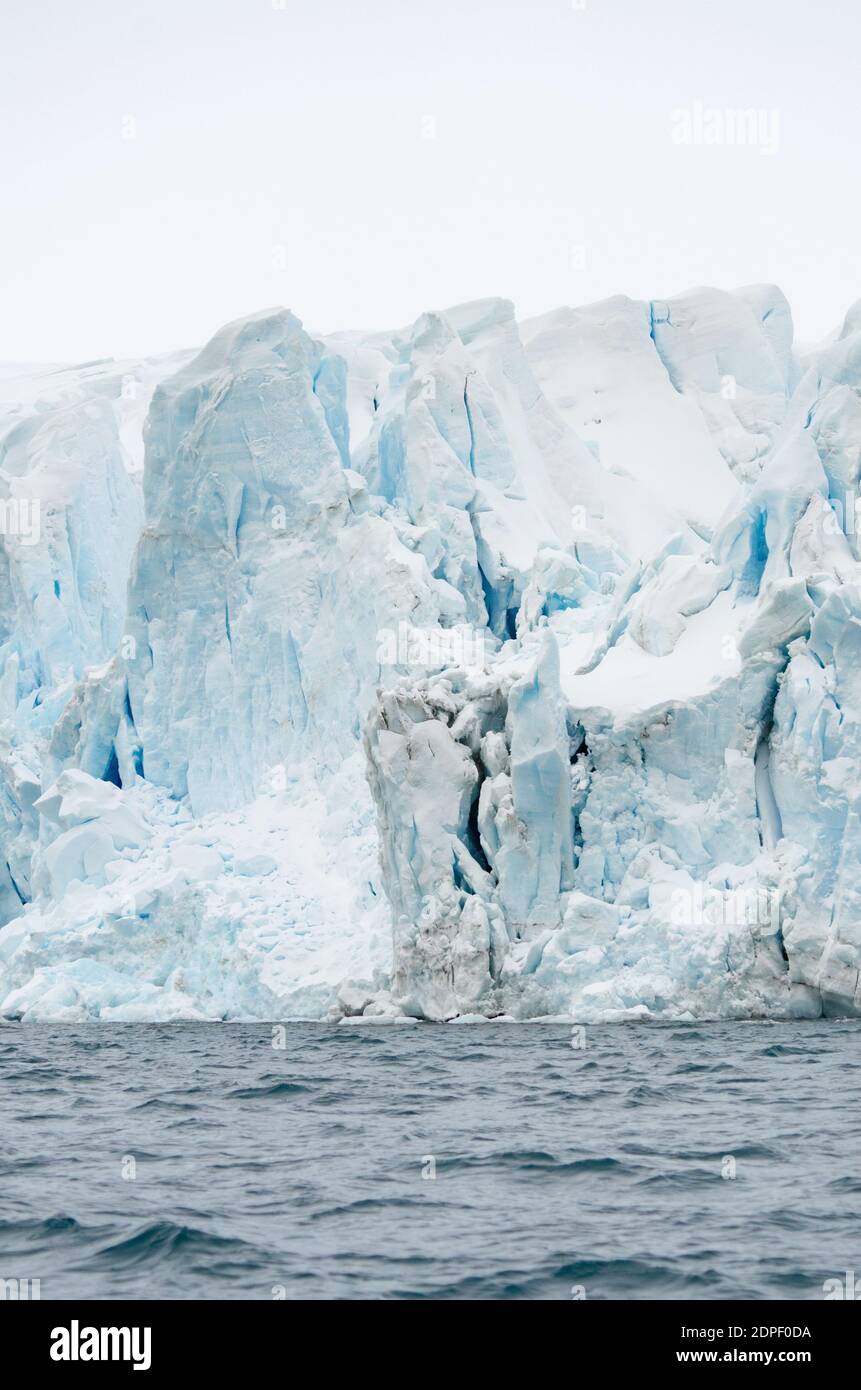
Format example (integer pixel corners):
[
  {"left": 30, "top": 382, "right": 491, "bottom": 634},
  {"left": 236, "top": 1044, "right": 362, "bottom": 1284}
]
[{"left": 1, "top": 286, "right": 861, "bottom": 1022}]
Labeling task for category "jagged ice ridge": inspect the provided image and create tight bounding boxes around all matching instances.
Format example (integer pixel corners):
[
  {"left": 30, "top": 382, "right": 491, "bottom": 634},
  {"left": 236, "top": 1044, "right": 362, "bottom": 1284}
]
[{"left": 1, "top": 286, "right": 861, "bottom": 1022}]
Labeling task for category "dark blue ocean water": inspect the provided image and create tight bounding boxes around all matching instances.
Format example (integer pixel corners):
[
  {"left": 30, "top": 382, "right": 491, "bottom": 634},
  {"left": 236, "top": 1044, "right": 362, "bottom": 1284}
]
[{"left": 1, "top": 1020, "right": 859, "bottom": 1300}]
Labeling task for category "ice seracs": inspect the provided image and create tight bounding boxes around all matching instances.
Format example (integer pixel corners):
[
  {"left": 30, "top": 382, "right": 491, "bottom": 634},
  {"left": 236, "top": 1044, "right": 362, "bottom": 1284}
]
[{"left": 1, "top": 285, "right": 861, "bottom": 1021}]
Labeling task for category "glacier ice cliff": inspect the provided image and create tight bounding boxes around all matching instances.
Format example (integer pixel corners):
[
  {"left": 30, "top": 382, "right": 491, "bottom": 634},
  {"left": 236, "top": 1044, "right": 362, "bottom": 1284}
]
[{"left": 2, "top": 285, "right": 861, "bottom": 1021}]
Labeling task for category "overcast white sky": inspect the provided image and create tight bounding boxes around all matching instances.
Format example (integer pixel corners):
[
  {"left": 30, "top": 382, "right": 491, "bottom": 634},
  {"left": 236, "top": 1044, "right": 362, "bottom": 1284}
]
[{"left": 2, "top": 0, "right": 859, "bottom": 362}]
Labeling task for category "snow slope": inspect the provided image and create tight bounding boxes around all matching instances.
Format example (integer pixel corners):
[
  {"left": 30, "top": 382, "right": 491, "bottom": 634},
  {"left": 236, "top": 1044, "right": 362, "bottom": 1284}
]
[{"left": 2, "top": 285, "right": 860, "bottom": 1022}]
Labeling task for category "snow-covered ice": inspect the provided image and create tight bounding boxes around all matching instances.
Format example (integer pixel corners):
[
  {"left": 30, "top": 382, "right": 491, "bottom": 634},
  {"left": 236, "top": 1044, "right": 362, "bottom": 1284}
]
[{"left": 2, "top": 284, "right": 861, "bottom": 1021}]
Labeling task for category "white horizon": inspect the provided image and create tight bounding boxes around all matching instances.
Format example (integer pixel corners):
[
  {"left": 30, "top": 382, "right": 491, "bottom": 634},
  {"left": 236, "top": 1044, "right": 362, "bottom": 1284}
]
[{"left": 2, "top": 0, "right": 859, "bottom": 361}]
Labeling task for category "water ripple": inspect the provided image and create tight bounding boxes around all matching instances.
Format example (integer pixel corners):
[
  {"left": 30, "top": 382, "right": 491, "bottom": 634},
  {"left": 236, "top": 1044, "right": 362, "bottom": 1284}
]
[{"left": 0, "top": 1019, "right": 858, "bottom": 1299}]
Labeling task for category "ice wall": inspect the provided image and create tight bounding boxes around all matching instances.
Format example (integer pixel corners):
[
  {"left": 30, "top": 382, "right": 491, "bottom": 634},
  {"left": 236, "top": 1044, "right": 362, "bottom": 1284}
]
[{"left": 2, "top": 287, "right": 861, "bottom": 1021}]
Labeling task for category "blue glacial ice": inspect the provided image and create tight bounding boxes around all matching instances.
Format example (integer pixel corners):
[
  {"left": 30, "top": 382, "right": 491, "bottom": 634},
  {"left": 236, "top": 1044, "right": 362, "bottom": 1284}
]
[{"left": 2, "top": 286, "right": 861, "bottom": 1021}]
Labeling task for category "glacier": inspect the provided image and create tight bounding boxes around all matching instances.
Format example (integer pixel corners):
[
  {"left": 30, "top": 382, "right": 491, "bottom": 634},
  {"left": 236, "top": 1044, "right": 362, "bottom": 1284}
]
[{"left": 1, "top": 285, "right": 861, "bottom": 1022}]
